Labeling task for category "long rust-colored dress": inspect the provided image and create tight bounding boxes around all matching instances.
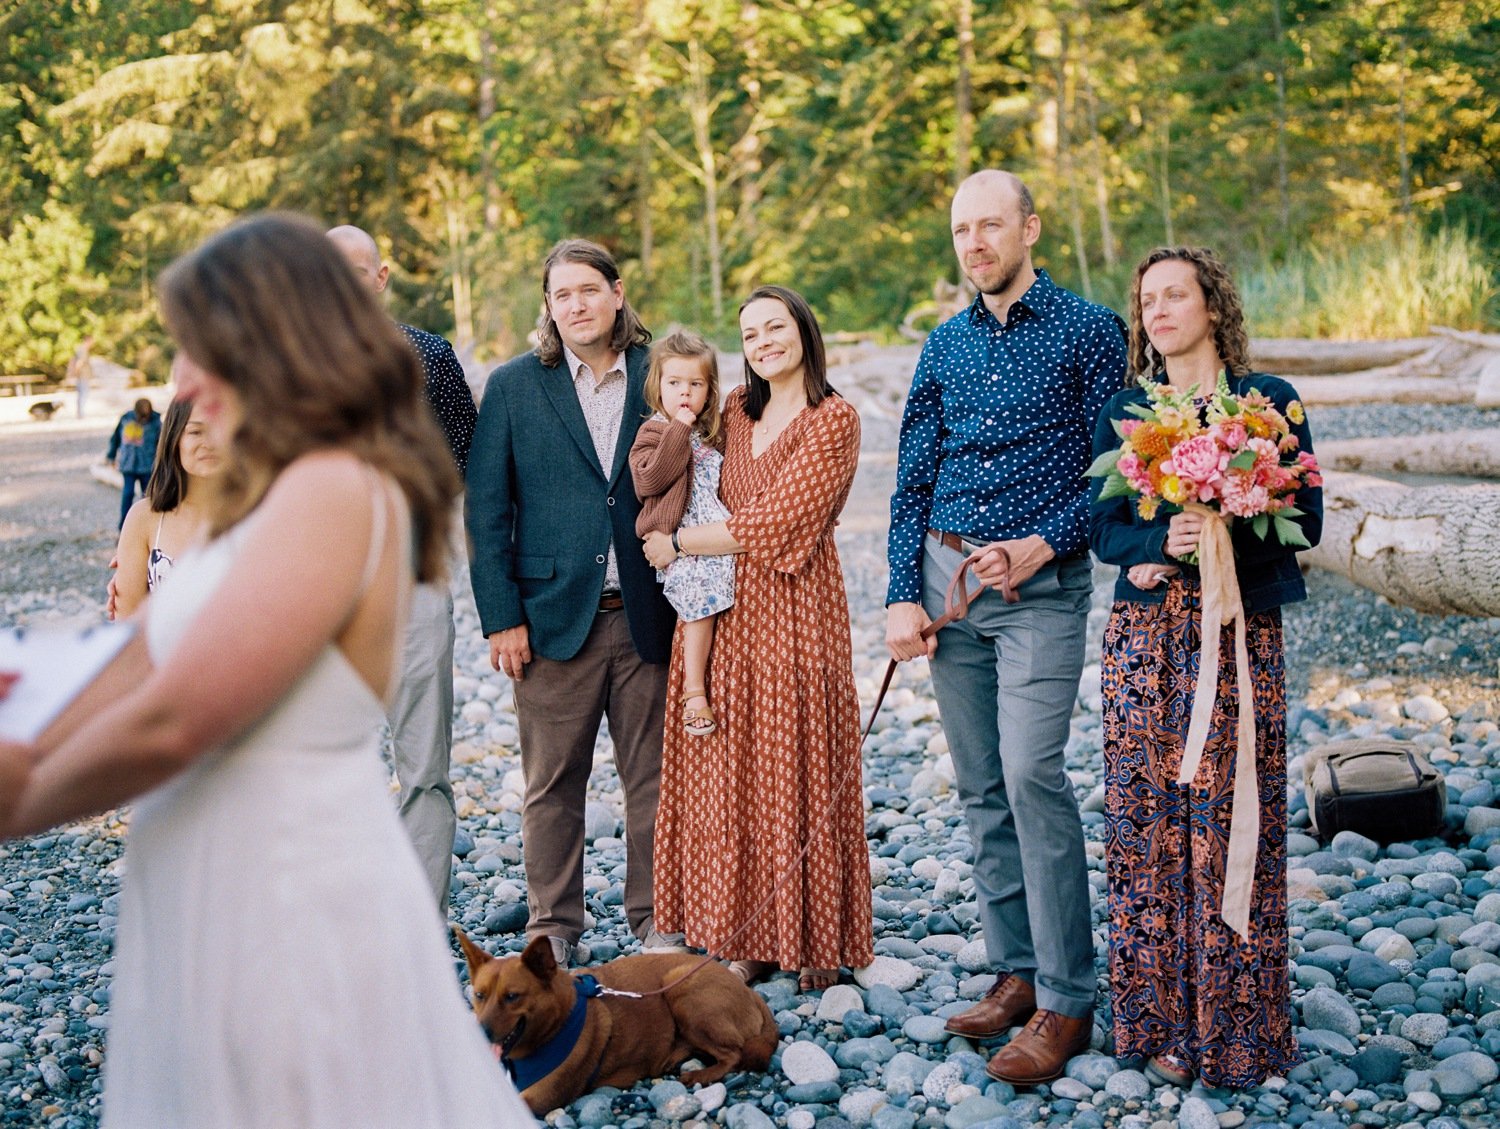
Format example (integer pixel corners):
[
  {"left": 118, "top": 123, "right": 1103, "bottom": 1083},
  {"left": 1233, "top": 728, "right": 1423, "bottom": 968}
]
[{"left": 652, "top": 388, "right": 875, "bottom": 972}]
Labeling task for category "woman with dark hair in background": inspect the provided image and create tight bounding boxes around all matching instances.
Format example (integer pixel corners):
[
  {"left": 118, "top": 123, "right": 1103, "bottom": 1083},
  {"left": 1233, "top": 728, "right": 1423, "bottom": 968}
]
[
  {"left": 0, "top": 213, "right": 531, "bottom": 1126},
  {"left": 1090, "top": 246, "right": 1321, "bottom": 1089},
  {"left": 644, "top": 285, "right": 874, "bottom": 993},
  {"left": 110, "top": 394, "right": 225, "bottom": 620}
]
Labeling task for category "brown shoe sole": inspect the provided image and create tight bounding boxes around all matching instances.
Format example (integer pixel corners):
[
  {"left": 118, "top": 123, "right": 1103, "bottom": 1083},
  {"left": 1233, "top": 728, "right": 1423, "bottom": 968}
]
[
  {"left": 984, "top": 1038, "right": 1091, "bottom": 1086},
  {"left": 943, "top": 1005, "right": 1037, "bottom": 1040}
]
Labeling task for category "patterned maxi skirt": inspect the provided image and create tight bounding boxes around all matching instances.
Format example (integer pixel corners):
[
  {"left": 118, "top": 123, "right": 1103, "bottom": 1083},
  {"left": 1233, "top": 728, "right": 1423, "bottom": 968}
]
[{"left": 1101, "top": 578, "right": 1300, "bottom": 1089}]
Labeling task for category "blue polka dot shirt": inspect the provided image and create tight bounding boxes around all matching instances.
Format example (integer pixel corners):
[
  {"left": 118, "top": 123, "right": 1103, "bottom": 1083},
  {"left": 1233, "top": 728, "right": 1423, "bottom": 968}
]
[{"left": 886, "top": 270, "right": 1128, "bottom": 605}]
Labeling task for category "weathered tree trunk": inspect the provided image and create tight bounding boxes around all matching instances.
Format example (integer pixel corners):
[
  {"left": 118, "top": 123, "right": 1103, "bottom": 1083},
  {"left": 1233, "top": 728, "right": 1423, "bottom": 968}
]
[
  {"left": 1250, "top": 337, "right": 1440, "bottom": 374},
  {"left": 1291, "top": 372, "right": 1474, "bottom": 406},
  {"left": 1316, "top": 431, "right": 1500, "bottom": 479},
  {"left": 1302, "top": 471, "right": 1500, "bottom": 616}
]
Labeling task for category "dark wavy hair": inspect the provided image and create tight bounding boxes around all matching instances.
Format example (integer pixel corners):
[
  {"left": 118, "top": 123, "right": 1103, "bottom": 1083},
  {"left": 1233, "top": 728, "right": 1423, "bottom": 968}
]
[
  {"left": 738, "top": 285, "right": 837, "bottom": 420},
  {"left": 1127, "top": 246, "right": 1252, "bottom": 383},
  {"left": 156, "top": 212, "right": 459, "bottom": 582},
  {"left": 535, "top": 239, "right": 651, "bottom": 368},
  {"left": 144, "top": 398, "right": 196, "bottom": 512}
]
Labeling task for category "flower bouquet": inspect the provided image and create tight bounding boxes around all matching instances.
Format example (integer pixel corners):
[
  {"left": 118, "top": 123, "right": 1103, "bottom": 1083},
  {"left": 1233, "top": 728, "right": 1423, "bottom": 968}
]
[{"left": 1087, "top": 372, "right": 1321, "bottom": 556}]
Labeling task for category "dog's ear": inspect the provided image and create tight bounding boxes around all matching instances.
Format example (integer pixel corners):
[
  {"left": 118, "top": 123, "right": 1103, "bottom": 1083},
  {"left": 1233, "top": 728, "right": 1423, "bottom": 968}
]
[
  {"left": 454, "top": 928, "right": 491, "bottom": 978},
  {"left": 521, "top": 935, "right": 558, "bottom": 979}
]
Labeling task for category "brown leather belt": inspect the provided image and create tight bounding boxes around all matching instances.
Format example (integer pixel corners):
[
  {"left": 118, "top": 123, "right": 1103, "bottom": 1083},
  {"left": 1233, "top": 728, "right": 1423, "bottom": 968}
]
[
  {"left": 929, "top": 529, "right": 986, "bottom": 555},
  {"left": 598, "top": 591, "right": 624, "bottom": 612}
]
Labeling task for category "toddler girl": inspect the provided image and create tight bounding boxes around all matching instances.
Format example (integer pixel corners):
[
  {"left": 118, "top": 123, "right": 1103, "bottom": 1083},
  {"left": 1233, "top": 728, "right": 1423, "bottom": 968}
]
[{"left": 629, "top": 331, "right": 734, "bottom": 736}]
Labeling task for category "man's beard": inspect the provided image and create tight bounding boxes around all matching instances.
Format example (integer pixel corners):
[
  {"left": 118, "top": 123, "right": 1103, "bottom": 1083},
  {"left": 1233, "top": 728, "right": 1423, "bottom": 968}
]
[{"left": 966, "top": 255, "right": 1022, "bottom": 297}]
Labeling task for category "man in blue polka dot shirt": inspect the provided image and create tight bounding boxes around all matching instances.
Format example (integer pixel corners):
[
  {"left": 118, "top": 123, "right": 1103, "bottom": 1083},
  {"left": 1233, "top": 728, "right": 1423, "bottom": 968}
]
[{"left": 886, "top": 170, "right": 1127, "bottom": 1085}]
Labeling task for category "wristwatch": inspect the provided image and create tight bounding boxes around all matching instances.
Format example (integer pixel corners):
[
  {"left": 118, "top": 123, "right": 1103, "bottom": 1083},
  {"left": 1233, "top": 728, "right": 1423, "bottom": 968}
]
[{"left": 671, "top": 530, "right": 686, "bottom": 558}]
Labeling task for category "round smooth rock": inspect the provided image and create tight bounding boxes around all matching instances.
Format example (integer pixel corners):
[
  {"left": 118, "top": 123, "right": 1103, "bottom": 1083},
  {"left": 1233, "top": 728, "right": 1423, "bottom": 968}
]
[
  {"left": 902, "top": 1015, "right": 949, "bottom": 1045},
  {"left": 1176, "top": 1096, "right": 1219, "bottom": 1129},
  {"left": 854, "top": 956, "right": 922, "bottom": 993},
  {"left": 1331, "top": 831, "right": 1381, "bottom": 861},
  {"left": 725, "top": 1103, "right": 777, "bottom": 1129},
  {"left": 1050, "top": 1077, "right": 1092, "bottom": 1101},
  {"left": 839, "top": 1088, "right": 888, "bottom": 1127},
  {"left": 1430, "top": 1050, "right": 1499, "bottom": 1098},
  {"left": 1400, "top": 1012, "right": 1449, "bottom": 1048},
  {"left": 944, "top": 1095, "right": 1007, "bottom": 1129},
  {"left": 1301, "top": 986, "right": 1361, "bottom": 1040},
  {"left": 1350, "top": 1046, "right": 1404, "bottom": 1086},
  {"left": 1065, "top": 1054, "right": 1117, "bottom": 1089},
  {"left": 781, "top": 1040, "right": 840, "bottom": 1086},
  {"left": 815, "top": 983, "right": 866, "bottom": 1022},
  {"left": 1104, "top": 1069, "right": 1152, "bottom": 1100},
  {"left": 922, "top": 1062, "right": 963, "bottom": 1104},
  {"left": 1407, "top": 1090, "right": 1443, "bottom": 1113}
]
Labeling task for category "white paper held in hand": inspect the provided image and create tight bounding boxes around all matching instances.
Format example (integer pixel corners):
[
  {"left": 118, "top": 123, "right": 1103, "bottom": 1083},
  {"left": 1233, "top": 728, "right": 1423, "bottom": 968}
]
[{"left": 0, "top": 622, "right": 136, "bottom": 742}]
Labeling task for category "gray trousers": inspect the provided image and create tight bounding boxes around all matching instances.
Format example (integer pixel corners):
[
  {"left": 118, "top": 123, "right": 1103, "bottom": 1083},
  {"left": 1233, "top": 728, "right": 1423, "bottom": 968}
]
[
  {"left": 922, "top": 536, "right": 1096, "bottom": 1018},
  {"left": 512, "top": 608, "right": 668, "bottom": 944},
  {"left": 388, "top": 581, "right": 458, "bottom": 912}
]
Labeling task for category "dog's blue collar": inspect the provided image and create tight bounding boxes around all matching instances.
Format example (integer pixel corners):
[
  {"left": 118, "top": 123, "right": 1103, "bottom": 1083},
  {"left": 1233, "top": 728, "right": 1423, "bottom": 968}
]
[{"left": 503, "top": 974, "right": 604, "bottom": 1092}]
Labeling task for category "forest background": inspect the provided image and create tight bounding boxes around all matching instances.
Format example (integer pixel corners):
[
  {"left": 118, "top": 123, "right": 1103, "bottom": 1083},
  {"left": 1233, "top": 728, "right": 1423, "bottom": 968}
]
[{"left": 2, "top": 0, "right": 1497, "bottom": 382}]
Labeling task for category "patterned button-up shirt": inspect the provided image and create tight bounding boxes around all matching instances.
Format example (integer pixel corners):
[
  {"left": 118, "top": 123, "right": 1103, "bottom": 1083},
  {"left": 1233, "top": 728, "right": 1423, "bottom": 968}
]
[
  {"left": 886, "top": 270, "right": 1128, "bottom": 605},
  {"left": 563, "top": 344, "right": 626, "bottom": 592}
]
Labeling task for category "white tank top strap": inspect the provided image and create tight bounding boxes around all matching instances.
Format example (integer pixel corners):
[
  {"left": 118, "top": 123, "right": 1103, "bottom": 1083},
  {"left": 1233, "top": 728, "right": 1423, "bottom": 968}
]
[
  {"left": 152, "top": 511, "right": 166, "bottom": 549},
  {"left": 356, "top": 466, "right": 411, "bottom": 597}
]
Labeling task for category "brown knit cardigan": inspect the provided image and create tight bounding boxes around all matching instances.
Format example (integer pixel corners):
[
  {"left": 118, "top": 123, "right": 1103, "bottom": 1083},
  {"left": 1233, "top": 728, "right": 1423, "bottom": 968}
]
[{"left": 629, "top": 416, "right": 696, "bottom": 536}]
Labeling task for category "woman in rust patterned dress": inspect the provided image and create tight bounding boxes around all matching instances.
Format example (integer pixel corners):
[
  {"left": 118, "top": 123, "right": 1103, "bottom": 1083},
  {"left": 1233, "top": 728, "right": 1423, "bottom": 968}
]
[
  {"left": 1088, "top": 248, "right": 1321, "bottom": 1089},
  {"left": 643, "top": 286, "right": 873, "bottom": 994}
]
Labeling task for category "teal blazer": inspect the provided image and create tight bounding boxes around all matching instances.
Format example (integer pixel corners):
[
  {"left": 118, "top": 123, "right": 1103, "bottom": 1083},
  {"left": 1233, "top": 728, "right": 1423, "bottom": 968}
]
[{"left": 465, "top": 344, "right": 675, "bottom": 664}]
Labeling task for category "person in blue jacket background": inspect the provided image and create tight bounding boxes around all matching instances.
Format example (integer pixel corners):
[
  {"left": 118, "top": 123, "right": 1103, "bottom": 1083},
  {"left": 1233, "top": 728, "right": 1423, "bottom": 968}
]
[{"left": 106, "top": 398, "right": 163, "bottom": 529}]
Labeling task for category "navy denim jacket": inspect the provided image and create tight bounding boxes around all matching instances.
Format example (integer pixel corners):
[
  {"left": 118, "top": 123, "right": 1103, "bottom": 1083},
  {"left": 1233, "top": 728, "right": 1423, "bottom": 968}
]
[{"left": 1088, "top": 371, "right": 1323, "bottom": 614}]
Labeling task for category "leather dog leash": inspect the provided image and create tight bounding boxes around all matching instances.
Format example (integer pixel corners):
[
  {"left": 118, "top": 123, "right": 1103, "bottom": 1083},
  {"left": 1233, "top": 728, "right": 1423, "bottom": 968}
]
[{"left": 597, "top": 543, "right": 1016, "bottom": 1001}]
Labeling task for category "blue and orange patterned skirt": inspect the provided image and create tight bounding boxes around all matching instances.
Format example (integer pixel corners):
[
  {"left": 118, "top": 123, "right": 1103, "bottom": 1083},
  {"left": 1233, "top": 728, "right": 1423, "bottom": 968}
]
[{"left": 1101, "top": 578, "right": 1300, "bottom": 1089}]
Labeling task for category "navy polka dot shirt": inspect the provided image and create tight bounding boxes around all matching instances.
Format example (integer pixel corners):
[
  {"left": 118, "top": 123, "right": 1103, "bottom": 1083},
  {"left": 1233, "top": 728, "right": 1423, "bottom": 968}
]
[
  {"left": 399, "top": 323, "right": 478, "bottom": 477},
  {"left": 886, "top": 270, "right": 1128, "bottom": 605}
]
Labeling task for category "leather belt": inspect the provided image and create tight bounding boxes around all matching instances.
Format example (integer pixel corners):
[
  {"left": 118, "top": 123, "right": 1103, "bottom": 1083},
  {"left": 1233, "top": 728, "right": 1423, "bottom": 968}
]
[
  {"left": 929, "top": 529, "right": 987, "bottom": 556},
  {"left": 598, "top": 591, "right": 623, "bottom": 612}
]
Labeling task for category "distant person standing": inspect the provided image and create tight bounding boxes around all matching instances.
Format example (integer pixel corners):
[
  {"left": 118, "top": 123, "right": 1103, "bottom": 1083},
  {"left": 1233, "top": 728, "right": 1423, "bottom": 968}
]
[
  {"left": 106, "top": 398, "right": 163, "bottom": 529},
  {"left": 886, "top": 170, "right": 1127, "bottom": 1085},
  {"left": 327, "top": 223, "right": 478, "bottom": 912},
  {"left": 68, "top": 334, "right": 95, "bottom": 419}
]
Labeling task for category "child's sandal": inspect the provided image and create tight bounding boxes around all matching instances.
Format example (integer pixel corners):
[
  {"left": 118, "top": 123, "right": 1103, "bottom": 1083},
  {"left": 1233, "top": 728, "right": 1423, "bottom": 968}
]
[{"left": 682, "top": 688, "right": 717, "bottom": 737}]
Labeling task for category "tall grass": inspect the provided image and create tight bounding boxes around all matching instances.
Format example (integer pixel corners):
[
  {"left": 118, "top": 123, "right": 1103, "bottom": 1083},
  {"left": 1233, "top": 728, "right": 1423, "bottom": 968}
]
[{"left": 1238, "top": 225, "right": 1498, "bottom": 339}]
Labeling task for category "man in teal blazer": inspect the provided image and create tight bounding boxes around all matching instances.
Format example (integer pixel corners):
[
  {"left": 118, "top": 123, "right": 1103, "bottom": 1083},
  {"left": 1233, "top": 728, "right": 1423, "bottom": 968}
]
[{"left": 466, "top": 239, "right": 676, "bottom": 965}]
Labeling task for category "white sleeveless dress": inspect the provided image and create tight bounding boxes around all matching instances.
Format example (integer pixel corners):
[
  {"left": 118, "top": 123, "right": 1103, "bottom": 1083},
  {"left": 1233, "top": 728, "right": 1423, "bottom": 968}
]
[{"left": 101, "top": 498, "right": 533, "bottom": 1127}]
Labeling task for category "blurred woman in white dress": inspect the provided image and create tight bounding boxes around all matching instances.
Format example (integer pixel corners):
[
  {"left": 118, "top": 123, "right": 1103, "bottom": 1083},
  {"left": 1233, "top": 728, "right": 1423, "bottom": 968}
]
[{"left": 0, "top": 213, "right": 532, "bottom": 1128}]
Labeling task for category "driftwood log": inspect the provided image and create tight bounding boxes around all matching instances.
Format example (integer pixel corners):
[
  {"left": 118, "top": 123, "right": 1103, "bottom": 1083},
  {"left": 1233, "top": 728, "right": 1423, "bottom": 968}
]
[
  {"left": 1315, "top": 430, "right": 1500, "bottom": 479},
  {"left": 1302, "top": 470, "right": 1500, "bottom": 616}
]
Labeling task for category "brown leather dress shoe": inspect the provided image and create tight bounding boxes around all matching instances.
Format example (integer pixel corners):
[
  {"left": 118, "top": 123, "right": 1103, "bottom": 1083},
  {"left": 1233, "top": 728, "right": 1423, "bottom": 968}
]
[
  {"left": 984, "top": 1009, "right": 1092, "bottom": 1085},
  {"left": 943, "top": 973, "right": 1037, "bottom": 1039}
]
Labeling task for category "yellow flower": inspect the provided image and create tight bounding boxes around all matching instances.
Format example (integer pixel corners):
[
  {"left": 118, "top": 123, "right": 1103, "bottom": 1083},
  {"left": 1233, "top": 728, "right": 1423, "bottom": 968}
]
[
  {"left": 1286, "top": 400, "right": 1305, "bottom": 425},
  {"left": 1160, "top": 475, "right": 1188, "bottom": 504},
  {"left": 1138, "top": 495, "right": 1160, "bottom": 521},
  {"left": 1157, "top": 406, "right": 1187, "bottom": 432}
]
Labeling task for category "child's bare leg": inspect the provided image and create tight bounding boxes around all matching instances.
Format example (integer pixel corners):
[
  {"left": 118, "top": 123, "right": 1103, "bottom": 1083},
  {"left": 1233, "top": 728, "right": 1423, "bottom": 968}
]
[{"left": 681, "top": 614, "right": 717, "bottom": 709}]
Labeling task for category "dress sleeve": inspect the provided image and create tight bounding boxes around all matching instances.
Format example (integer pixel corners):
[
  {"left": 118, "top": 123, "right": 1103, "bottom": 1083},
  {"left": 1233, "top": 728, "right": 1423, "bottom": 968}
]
[{"left": 727, "top": 399, "right": 860, "bottom": 575}]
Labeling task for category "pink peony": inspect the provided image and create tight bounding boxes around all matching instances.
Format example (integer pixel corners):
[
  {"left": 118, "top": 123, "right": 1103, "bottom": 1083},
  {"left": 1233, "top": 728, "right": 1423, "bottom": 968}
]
[
  {"left": 1163, "top": 434, "right": 1227, "bottom": 498},
  {"left": 1117, "top": 452, "right": 1149, "bottom": 491}
]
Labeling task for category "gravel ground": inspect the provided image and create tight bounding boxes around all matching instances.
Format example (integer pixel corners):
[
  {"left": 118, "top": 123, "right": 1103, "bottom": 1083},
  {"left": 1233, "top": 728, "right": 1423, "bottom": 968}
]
[{"left": 1, "top": 398, "right": 1498, "bottom": 1129}]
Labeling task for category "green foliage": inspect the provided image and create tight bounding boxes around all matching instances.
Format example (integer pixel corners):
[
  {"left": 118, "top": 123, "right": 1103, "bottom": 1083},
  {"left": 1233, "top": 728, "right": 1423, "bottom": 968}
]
[
  {"left": 1239, "top": 225, "right": 1499, "bottom": 337},
  {"left": 0, "top": 0, "right": 1495, "bottom": 376}
]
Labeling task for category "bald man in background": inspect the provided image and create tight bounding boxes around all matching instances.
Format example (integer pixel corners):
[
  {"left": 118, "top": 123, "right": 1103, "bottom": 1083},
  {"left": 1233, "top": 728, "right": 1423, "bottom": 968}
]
[{"left": 329, "top": 224, "right": 477, "bottom": 912}]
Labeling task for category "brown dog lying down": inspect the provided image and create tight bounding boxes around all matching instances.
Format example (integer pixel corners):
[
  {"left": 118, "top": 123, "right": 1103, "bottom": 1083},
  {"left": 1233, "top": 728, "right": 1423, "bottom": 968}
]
[{"left": 457, "top": 931, "right": 779, "bottom": 1115}]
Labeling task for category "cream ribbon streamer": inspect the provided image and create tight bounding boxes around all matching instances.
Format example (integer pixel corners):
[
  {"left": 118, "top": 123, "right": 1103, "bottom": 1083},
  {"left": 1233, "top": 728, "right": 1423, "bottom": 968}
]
[{"left": 1174, "top": 501, "right": 1258, "bottom": 940}]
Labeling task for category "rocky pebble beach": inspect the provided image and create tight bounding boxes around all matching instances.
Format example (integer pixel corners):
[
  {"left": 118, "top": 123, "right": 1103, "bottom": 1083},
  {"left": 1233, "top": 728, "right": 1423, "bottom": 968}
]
[{"left": 2, "top": 392, "right": 1498, "bottom": 1129}]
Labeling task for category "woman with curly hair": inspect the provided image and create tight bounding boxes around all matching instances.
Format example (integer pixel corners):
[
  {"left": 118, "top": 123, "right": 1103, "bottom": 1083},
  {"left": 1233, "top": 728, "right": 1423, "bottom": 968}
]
[{"left": 1089, "top": 247, "right": 1322, "bottom": 1089}]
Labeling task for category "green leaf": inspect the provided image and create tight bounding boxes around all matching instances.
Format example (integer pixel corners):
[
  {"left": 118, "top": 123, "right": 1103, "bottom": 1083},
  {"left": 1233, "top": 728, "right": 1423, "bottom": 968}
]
[
  {"left": 1227, "top": 449, "right": 1256, "bottom": 471},
  {"left": 1097, "top": 475, "right": 1137, "bottom": 501},
  {"left": 1272, "top": 515, "right": 1310, "bottom": 548},
  {"left": 1085, "top": 448, "right": 1123, "bottom": 477},
  {"left": 1252, "top": 514, "right": 1270, "bottom": 540},
  {"left": 1124, "top": 403, "right": 1156, "bottom": 420}
]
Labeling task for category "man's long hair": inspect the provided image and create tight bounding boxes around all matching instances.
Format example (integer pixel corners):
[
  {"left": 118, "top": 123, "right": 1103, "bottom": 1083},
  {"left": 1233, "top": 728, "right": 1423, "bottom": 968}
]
[{"left": 535, "top": 239, "right": 651, "bottom": 367}]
